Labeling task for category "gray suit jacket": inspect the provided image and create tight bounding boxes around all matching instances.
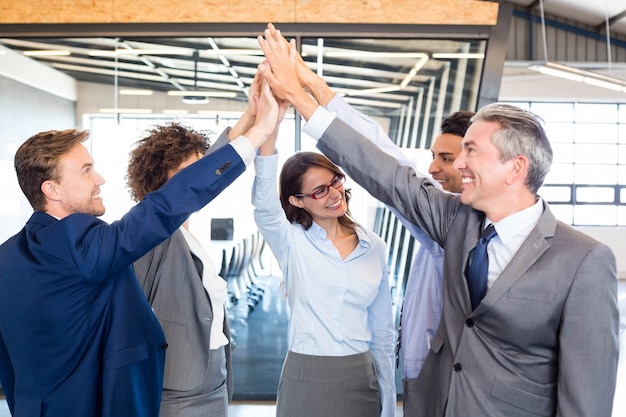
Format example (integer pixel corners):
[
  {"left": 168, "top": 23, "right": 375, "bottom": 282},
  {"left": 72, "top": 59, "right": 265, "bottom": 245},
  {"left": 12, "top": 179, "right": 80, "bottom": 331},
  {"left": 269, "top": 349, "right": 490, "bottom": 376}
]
[
  {"left": 133, "top": 229, "right": 233, "bottom": 398},
  {"left": 132, "top": 130, "right": 234, "bottom": 398},
  {"left": 317, "top": 118, "right": 619, "bottom": 417}
]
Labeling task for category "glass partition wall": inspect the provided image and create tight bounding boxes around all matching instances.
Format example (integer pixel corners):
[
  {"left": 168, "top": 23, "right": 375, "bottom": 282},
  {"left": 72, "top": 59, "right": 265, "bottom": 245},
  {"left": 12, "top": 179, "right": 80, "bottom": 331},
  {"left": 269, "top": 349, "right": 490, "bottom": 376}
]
[{"left": 0, "top": 22, "right": 501, "bottom": 399}]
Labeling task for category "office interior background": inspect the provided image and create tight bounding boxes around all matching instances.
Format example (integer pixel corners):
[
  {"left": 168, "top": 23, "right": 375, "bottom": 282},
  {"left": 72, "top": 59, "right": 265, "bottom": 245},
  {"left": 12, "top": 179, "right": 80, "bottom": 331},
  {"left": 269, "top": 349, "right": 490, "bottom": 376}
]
[{"left": 0, "top": 0, "right": 625, "bottom": 415}]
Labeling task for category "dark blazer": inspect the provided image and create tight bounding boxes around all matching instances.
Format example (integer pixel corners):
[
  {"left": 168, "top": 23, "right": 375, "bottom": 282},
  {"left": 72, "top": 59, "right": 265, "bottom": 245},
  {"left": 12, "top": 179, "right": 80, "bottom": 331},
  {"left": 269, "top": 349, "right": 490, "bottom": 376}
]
[
  {"left": 316, "top": 118, "right": 619, "bottom": 417},
  {"left": 0, "top": 144, "right": 245, "bottom": 417},
  {"left": 133, "top": 229, "right": 233, "bottom": 398}
]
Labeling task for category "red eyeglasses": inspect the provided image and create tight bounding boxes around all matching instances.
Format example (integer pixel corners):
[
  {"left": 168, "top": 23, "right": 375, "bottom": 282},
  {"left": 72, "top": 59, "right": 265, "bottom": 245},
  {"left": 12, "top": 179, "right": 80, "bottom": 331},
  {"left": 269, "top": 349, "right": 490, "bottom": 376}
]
[{"left": 293, "top": 174, "right": 346, "bottom": 199}]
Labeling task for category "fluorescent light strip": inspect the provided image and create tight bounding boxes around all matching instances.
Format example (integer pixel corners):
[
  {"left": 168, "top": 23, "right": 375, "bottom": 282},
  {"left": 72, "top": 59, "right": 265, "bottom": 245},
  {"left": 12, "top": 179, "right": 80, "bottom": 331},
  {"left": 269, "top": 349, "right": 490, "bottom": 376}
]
[
  {"left": 119, "top": 89, "right": 154, "bottom": 96},
  {"left": 88, "top": 49, "right": 191, "bottom": 56},
  {"left": 167, "top": 90, "right": 237, "bottom": 98},
  {"left": 432, "top": 52, "right": 484, "bottom": 59},
  {"left": 400, "top": 57, "right": 429, "bottom": 88},
  {"left": 342, "top": 86, "right": 402, "bottom": 97},
  {"left": 583, "top": 77, "right": 625, "bottom": 91},
  {"left": 203, "top": 49, "right": 263, "bottom": 56},
  {"left": 530, "top": 65, "right": 584, "bottom": 82},
  {"left": 23, "top": 50, "right": 71, "bottom": 56},
  {"left": 342, "top": 96, "right": 402, "bottom": 109},
  {"left": 325, "top": 51, "right": 428, "bottom": 59},
  {"left": 528, "top": 61, "right": 626, "bottom": 92}
]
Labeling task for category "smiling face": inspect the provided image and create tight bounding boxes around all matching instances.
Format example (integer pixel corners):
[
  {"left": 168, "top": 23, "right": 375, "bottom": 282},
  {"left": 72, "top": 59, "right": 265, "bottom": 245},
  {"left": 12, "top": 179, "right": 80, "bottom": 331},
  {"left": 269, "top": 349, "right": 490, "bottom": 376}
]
[
  {"left": 43, "top": 143, "right": 106, "bottom": 218},
  {"left": 429, "top": 132, "right": 463, "bottom": 193},
  {"left": 452, "top": 120, "right": 516, "bottom": 216},
  {"left": 288, "top": 166, "right": 347, "bottom": 226}
]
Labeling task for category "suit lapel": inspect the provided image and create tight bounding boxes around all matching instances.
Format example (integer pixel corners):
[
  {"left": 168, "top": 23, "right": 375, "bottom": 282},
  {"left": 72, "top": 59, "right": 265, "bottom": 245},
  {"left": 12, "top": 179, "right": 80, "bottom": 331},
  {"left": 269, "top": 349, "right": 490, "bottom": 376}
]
[{"left": 476, "top": 202, "right": 557, "bottom": 312}]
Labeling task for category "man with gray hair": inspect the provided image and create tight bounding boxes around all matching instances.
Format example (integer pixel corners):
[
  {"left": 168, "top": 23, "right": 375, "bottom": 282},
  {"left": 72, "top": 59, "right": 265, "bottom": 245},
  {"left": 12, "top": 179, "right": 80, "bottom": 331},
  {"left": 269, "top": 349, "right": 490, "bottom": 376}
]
[{"left": 258, "top": 23, "right": 619, "bottom": 417}]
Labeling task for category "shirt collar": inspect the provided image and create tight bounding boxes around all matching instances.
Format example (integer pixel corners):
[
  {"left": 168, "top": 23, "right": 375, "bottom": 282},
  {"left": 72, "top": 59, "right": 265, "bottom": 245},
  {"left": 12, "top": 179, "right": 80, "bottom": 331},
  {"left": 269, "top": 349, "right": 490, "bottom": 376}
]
[
  {"left": 487, "top": 198, "right": 543, "bottom": 244},
  {"left": 308, "top": 221, "right": 371, "bottom": 249}
]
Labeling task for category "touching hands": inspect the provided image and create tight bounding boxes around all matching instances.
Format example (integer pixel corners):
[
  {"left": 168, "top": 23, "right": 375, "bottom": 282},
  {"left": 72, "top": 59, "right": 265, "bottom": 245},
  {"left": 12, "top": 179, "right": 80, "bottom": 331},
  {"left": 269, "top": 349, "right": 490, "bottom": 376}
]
[
  {"left": 259, "top": 97, "right": 289, "bottom": 156},
  {"left": 243, "top": 78, "right": 279, "bottom": 149},
  {"left": 247, "top": 71, "right": 262, "bottom": 118},
  {"left": 257, "top": 23, "right": 320, "bottom": 120},
  {"left": 257, "top": 24, "right": 301, "bottom": 101},
  {"left": 227, "top": 71, "right": 264, "bottom": 141}
]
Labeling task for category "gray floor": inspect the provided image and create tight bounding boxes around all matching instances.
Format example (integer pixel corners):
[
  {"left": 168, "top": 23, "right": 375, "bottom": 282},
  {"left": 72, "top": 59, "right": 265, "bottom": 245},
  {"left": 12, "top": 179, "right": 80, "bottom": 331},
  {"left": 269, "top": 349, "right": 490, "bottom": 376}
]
[{"left": 0, "top": 400, "right": 405, "bottom": 417}]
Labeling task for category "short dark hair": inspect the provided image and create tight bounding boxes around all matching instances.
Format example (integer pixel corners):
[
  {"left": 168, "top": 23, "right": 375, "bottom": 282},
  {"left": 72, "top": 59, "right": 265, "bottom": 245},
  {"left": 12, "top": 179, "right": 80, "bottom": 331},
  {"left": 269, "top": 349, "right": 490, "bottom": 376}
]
[
  {"left": 279, "top": 151, "right": 358, "bottom": 231},
  {"left": 440, "top": 110, "right": 474, "bottom": 137},
  {"left": 14, "top": 129, "right": 89, "bottom": 211},
  {"left": 126, "top": 122, "right": 208, "bottom": 202}
]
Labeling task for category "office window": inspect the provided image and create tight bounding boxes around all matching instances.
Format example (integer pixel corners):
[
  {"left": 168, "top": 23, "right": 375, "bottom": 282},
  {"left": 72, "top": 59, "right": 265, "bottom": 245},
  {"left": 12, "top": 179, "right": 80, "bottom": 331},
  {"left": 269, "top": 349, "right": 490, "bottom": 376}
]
[{"left": 506, "top": 102, "right": 626, "bottom": 226}]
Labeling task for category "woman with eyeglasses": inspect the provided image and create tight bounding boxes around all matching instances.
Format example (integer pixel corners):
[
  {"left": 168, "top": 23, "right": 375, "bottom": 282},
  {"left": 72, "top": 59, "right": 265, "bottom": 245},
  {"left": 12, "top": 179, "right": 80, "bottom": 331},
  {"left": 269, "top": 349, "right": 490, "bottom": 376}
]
[{"left": 252, "top": 104, "right": 396, "bottom": 417}]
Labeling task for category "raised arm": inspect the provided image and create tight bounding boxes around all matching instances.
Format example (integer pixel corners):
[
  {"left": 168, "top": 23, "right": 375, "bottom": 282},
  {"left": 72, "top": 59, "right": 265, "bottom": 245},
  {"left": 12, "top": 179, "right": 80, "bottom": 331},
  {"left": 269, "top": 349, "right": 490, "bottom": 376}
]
[
  {"left": 257, "top": 24, "right": 319, "bottom": 121},
  {"left": 227, "top": 72, "right": 263, "bottom": 141}
]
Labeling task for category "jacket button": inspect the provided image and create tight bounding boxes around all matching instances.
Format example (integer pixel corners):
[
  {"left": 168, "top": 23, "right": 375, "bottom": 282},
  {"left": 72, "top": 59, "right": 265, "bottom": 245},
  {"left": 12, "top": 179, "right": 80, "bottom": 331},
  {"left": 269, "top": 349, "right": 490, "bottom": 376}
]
[
  {"left": 465, "top": 319, "right": 474, "bottom": 328},
  {"left": 215, "top": 161, "right": 231, "bottom": 175},
  {"left": 453, "top": 363, "right": 462, "bottom": 372},
  {"left": 162, "top": 343, "right": 168, "bottom": 350}
]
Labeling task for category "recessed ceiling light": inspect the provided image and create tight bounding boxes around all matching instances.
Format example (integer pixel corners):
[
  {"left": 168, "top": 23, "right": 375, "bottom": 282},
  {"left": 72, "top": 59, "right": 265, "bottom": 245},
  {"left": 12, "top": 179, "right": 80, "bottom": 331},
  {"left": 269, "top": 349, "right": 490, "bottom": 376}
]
[
  {"left": 182, "top": 96, "right": 209, "bottom": 104},
  {"left": 432, "top": 53, "right": 485, "bottom": 59}
]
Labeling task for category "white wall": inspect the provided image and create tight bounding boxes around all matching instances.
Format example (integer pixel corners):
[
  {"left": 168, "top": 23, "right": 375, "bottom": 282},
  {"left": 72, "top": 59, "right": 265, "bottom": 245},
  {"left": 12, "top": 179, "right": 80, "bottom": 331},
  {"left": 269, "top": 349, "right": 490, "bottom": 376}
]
[{"left": 499, "top": 67, "right": 626, "bottom": 280}]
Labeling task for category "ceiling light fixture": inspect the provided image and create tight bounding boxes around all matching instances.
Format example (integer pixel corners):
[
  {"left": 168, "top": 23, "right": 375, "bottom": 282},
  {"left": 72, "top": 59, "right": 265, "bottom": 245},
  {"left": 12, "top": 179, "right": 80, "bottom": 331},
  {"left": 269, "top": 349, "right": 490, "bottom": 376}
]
[
  {"left": 432, "top": 52, "right": 484, "bottom": 59},
  {"left": 341, "top": 55, "right": 428, "bottom": 97},
  {"left": 23, "top": 50, "right": 70, "bottom": 56},
  {"left": 203, "top": 49, "right": 263, "bottom": 56},
  {"left": 528, "top": 0, "right": 626, "bottom": 93},
  {"left": 325, "top": 51, "right": 428, "bottom": 59},
  {"left": 343, "top": 96, "right": 402, "bottom": 109},
  {"left": 182, "top": 96, "right": 209, "bottom": 104},
  {"left": 169, "top": 50, "right": 213, "bottom": 104},
  {"left": 528, "top": 62, "right": 626, "bottom": 91},
  {"left": 88, "top": 48, "right": 191, "bottom": 56}
]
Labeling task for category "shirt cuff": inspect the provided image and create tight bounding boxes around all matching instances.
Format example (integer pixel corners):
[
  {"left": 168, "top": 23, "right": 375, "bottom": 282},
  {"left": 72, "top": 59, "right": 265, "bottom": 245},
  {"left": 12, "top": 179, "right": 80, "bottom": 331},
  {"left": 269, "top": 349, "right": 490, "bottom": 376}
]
[
  {"left": 326, "top": 94, "right": 349, "bottom": 114},
  {"left": 230, "top": 135, "right": 257, "bottom": 166},
  {"left": 254, "top": 151, "right": 279, "bottom": 179},
  {"left": 302, "top": 105, "right": 336, "bottom": 141}
]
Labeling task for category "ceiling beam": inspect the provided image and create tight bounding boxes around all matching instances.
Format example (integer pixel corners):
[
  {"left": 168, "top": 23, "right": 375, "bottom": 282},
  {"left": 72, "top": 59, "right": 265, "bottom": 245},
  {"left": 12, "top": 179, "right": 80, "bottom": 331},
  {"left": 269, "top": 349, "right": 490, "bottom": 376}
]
[{"left": 594, "top": 8, "right": 626, "bottom": 33}]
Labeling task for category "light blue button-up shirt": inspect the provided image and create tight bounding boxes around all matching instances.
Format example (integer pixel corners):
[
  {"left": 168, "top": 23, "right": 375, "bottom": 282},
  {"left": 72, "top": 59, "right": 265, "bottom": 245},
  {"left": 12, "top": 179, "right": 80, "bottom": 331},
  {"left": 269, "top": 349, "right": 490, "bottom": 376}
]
[
  {"left": 252, "top": 153, "right": 396, "bottom": 417},
  {"left": 309, "top": 97, "right": 445, "bottom": 379}
]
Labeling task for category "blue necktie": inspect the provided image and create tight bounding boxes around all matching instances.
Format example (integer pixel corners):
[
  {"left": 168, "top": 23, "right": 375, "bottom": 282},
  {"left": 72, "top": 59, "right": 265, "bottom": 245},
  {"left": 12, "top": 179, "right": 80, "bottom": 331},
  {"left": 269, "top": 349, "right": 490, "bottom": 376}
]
[{"left": 466, "top": 224, "right": 497, "bottom": 310}]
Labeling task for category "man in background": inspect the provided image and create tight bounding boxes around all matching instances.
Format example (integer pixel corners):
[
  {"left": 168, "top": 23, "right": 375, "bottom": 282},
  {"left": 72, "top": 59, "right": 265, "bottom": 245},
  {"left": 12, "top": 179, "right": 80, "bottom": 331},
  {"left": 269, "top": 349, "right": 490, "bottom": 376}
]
[{"left": 394, "top": 111, "right": 472, "bottom": 414}]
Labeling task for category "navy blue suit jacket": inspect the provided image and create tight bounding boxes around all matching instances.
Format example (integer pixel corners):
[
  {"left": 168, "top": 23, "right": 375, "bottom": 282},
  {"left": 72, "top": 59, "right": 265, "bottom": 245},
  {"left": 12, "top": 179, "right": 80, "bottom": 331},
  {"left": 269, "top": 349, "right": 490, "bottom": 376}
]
[{"left": 0, "top": 143, "right": 245, "bottom": 417}]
